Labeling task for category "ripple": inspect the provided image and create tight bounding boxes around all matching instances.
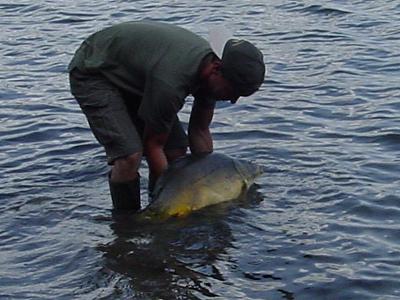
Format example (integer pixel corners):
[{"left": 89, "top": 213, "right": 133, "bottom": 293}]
[
  {"left": 215, "top": 129, "right": 293, "bottom": 141},
  {"left": 0, "top": 3, "right": 30, "bottom": 11}
]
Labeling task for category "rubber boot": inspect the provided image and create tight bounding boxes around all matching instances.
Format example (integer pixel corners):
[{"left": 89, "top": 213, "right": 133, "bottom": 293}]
[{"left": 108, "top": 172, "right": 141, "bottom": 212}]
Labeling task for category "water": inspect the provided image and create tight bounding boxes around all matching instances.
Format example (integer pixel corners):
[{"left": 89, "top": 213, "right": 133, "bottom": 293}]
[{"left": 1, "top": 0, "right": 399, "bottom": 299}]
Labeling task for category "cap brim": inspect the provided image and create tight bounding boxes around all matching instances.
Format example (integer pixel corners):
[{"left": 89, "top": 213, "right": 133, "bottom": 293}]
[{"left": 208, "top": 25, "right": 233, "bottom": 59}]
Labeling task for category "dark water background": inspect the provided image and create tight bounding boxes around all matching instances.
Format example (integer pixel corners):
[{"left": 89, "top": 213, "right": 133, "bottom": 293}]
[{"left": 1, "top": 1, "right": 400, "bottom": 299}]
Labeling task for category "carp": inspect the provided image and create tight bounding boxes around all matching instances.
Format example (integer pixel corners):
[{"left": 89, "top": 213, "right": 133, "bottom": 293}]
[{"left": 140, "top": 153, "right": 263, "bottom": 220}]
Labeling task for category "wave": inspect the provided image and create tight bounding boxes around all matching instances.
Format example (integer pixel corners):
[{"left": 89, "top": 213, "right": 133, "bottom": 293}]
[{"left": 277, "top": 3, "right": 351, "bottom": 17}]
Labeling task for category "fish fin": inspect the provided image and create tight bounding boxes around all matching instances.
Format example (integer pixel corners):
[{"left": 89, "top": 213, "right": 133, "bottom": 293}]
[{"left": 232, "top": 159, "right": 249, "bottom": 182}]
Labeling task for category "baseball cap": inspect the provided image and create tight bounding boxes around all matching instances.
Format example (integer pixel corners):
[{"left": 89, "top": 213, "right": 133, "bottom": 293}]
[{"left": 209, "top": 25, "right": 266, "bottom": 97}]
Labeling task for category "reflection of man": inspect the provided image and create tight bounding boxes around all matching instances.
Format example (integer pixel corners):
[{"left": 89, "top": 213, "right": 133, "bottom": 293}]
[
  {"left": 68, "top": 21, "right": 265, "bottom": 212},
  {"left": 101, "top": 210, "right": 234, "bottom": 298}
]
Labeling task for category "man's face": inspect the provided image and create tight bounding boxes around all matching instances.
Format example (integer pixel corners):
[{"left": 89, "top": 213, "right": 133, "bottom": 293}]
[{"left": 206, "top": 73, "right": 240, "bottom": 104}]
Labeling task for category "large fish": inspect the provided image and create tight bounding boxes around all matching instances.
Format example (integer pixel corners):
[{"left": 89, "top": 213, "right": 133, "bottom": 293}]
[{"left": 140, "top": 153, "right": 263, "bottom": 220}]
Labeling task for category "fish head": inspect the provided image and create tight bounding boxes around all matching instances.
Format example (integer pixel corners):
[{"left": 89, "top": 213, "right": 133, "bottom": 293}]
[{"left": 233, "top": 159, "right": 264, "bottom": 185}]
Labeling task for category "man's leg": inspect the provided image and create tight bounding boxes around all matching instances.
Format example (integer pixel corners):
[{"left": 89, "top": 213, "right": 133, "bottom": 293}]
[
  {"left": 164, "top": 116, "right": 188, "bottom": 162},
  {"left": 108, "top": 152, "right": 142, "bottom": 211},
  {"left": 111, "top": 152, "right": 142, "bottom": 182},
  {"left": 69, "top": 69, "right": 143, "bottom": 212}
]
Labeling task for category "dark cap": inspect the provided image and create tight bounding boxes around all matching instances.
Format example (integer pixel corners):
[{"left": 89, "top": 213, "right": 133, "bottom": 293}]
[{"left": 221, "top": 39, "right": 265, "bottom": 96}]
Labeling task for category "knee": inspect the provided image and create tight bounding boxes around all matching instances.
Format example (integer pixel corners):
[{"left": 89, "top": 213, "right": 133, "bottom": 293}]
[
  {"left": 116, "top": 152, "right": 143, "bottom": 170},
  {"left": 124, "top": 152, "right": 142, "bottom": 166},
  {"left": 111, "top": 152, "right": 143, "bottom": 181}
]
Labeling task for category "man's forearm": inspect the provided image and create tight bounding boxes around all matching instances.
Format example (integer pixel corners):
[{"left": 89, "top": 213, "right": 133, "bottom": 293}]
[
  {"left": 188, "top": 127, "right": 213, "bottom": 155},
  {"left": 143, "top": 126, "right": 169, "bottom": 189},
  {"left": 188, "top": 98, "right": 215, "bottom": 155},
  {"left": 145, "top": 145, "right": 168, "bottom": 181}
]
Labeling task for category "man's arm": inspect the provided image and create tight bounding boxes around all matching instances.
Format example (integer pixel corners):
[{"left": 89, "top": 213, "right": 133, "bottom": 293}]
[
  {"left": 143, "top": 126, "right": 169, "bottom": 188},
  {"left": 188, "top": 98, "right": 215, "bottom": 155}
]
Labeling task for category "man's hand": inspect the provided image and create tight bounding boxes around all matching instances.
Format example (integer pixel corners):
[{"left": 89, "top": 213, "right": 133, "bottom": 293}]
[{"left": 188, "top": 98, "right": 215, "bottom": 155}]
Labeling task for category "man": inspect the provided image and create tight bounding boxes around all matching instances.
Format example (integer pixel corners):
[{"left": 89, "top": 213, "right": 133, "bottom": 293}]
[{"left": 68, "top": 21, "right": 265, "bottom": 212}]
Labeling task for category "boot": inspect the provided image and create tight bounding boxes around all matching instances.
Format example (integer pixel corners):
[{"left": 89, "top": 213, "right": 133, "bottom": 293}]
[{"left": 108, "top": 172, "right": 141, "bottom": 212}]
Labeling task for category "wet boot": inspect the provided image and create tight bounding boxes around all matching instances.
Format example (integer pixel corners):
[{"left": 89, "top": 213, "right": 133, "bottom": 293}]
[{"left": 108, "top": 172, "right": 141, "bottom": 212}]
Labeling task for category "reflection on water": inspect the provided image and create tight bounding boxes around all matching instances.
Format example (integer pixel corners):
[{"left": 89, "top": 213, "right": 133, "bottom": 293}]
[
  {"left": 1, "top": 0, "right": 400, "bottom": 299},
  {"left": 96, "top": 186, "right": 264, "bottom": 298},
  {"left": 98, "top": 207, "right": 235, "bottom": 299}
]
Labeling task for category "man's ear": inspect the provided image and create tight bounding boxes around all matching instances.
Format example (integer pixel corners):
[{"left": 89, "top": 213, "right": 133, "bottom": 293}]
[
  {"left": 211, "top": 60, "right": 223, "bottom": 74},
  {"left": 199, "top": 57, "right": 222, "bottom": 80}
]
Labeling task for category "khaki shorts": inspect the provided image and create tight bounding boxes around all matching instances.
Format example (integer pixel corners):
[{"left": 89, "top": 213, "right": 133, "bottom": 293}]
[{"left": 69, "top": 69, "right": 188, "bottom": 164}]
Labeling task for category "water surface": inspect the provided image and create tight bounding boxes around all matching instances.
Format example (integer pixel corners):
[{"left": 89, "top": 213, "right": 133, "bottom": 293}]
[{"left": 1, "top": 0, "right": 400, "bottom": 299}]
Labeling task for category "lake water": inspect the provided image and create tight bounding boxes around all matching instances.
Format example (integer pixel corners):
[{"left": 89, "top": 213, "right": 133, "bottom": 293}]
[{"left": 1, "top": 1, "right": 399, "bottom": 299}]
